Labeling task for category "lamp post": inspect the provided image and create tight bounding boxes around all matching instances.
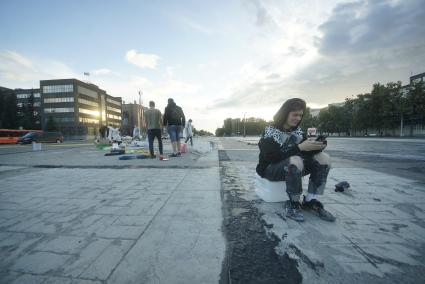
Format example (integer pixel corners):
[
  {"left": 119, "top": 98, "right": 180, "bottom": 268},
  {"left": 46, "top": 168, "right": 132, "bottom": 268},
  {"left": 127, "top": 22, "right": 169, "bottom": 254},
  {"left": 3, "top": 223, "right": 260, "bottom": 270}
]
[{"left": 243, "top": 112, "right": 246, "bottom": 137}]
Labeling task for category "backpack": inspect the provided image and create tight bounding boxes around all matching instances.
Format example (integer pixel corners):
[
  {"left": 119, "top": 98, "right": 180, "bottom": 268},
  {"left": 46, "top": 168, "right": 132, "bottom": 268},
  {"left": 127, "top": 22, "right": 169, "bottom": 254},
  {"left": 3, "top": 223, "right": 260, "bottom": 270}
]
[{"left": 169, "top": 106, "right": 183, "bottom": 122}]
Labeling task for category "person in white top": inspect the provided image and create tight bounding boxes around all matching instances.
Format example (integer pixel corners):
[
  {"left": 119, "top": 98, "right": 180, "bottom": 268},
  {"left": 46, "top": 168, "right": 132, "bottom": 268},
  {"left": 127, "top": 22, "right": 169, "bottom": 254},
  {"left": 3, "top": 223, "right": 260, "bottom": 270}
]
[{"left": 184, "top": 119, "right": 194, "bottom": 146}]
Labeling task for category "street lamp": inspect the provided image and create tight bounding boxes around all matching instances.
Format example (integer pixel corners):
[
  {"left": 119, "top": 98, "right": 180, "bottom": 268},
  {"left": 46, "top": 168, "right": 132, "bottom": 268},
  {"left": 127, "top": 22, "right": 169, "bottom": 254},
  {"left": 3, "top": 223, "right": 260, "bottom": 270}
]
[{"left": 243, "top": 112, "right": 246, "bottom": 137}]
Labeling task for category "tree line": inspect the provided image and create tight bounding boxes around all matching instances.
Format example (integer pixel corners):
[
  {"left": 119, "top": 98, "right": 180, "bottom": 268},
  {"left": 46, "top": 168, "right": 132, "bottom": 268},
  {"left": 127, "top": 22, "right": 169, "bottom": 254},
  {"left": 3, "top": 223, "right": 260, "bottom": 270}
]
[{"left": 215, "top": 81, "right": 425, "bottom": 137}]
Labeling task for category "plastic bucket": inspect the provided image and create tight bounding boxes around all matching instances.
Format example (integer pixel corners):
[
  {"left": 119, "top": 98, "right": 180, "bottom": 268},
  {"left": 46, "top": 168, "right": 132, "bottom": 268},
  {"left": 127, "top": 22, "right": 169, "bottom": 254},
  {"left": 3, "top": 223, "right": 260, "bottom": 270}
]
[
  {"left": 32, "top": 142, "right": 42, "bottom": 151},
  {"left": 254, "top": 173, "right": 287, "bottom": 202}
]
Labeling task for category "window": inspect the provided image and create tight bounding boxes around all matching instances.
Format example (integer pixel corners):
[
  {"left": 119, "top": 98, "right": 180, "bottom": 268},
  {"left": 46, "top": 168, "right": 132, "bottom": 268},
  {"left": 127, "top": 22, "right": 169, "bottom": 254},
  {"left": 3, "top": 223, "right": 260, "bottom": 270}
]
[
  {"left": 16, "top": 94, "right": 28, "bottom": 99},
  {"left": 79, "top": 117, "right": 99, "bottom": 124},
  {"left": 79, "top": 108, "right": 100, "bottom": 117},
  {"left": 34, "top": 93, "right": 41, "bottom": 98},
  {"left": 109, "top": 121, "right": 121, "bottom": 127},
  {"left": 16, "top": 103, "right": 23, "bottom": 107},
  {"left": 33, "top": 102, "right": 41, "bottom": 107},
  {"left": 43, "top": 85, "right": 74, "bottom": 93},
  {"left": 106, "top": 98, "right": 121, "bottom": 106},
  {"left": 107, "top": 114, "right": 121, "bottom": 120},
  {"left": 44, "top": 97, "right": 74, "bottom": 103},
  {"left": 107, "top": 106, "right": 121, "bottom": 113},
  {"left": 45, "top": 117, "right": 74, "bottom": 123},
  {"left": 77, "top": 86, "right": 98, "bottom": 99},
  {"left": 78, "top": 98, "right": 99, "bottom": 107},
  {"left": 44, "top": 108, "right": 74, "bottom": 113}
]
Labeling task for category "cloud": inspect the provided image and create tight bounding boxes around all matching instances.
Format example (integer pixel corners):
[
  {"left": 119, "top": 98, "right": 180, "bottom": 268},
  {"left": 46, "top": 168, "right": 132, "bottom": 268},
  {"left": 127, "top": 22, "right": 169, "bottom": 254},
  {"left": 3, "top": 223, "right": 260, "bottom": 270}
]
[
  {"left": 317, "top": 0, "right": 425, "bottom": 55},
  {"left": 179, "top": 16, "right": 218, "bottom": 35},
  {"left": 90, "top": 68, "right": 113, "bottom": 76},
  {"left": 125, "top": 49, "right": 160, "bottom": 69},
  {"left": 212, "top": 0, "right": 425, "bottom": 111},
  {"left": 243, "top": 0, "right": 277, "bottom": 29},
  {"left": 0, "top": 50, "right": 34, "bottom": 69},
  {"left": 293, "top": 0, "right": 425, "bottom": 97},
  {"left": 0, "top": 50, "right": 80, "bottom": 86}
]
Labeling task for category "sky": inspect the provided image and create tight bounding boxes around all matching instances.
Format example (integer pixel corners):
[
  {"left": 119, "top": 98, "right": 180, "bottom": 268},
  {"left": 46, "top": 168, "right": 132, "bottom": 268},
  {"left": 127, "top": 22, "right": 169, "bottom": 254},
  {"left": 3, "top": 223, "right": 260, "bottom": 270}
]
[{"left": 1, "top": 0, "right": 424, "bottom": 132}]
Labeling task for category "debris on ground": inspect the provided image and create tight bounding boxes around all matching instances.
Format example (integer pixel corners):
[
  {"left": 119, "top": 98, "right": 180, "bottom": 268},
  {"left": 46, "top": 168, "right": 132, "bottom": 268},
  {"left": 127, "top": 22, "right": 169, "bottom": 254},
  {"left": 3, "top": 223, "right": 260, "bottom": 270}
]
[{"left": 335, "top": 181, "right": 350, "bottom": 192}]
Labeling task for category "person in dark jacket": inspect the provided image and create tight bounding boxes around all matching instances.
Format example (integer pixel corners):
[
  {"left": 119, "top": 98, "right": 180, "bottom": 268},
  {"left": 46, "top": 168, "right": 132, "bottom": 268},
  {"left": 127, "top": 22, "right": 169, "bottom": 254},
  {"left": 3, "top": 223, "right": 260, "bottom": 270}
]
[
  {"left": 163, "top": 98, "right": 186, "bottom": 157},
  {"left": 256, "top": 98, "right": 335, "bottom": 222}
]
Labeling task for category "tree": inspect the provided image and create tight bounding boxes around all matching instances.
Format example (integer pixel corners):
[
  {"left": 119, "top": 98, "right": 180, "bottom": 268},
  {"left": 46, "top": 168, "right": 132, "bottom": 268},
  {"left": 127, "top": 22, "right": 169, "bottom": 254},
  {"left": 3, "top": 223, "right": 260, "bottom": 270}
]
[
  {"left": 223, "top": 118, "right": 233, "bottom": 136},
  {"left": 1, "top": 92, "right": 18, "bottom": 129},
  {"left": 215, "top": 128, "right": 225, "bottom": 137},
  {"left": 300, "top": 107, "right": 318, "bottom": 132},
  {"left": 46, "top": 116, "right": 58, "bottom": 131}
]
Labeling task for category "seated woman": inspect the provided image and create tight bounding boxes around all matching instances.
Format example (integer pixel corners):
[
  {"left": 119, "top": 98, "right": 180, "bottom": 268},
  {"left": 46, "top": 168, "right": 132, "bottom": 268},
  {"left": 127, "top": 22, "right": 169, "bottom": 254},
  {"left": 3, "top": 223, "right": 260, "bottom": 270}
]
[{"left": 256, "top": 98, "right": 335, "bottom": 222}]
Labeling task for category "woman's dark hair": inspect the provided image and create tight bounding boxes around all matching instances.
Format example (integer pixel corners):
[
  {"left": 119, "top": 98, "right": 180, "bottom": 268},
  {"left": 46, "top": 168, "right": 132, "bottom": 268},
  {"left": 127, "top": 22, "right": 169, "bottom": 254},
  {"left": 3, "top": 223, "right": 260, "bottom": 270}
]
[{"left": 273, "top": 98, "right": 306, "bottom": 131}]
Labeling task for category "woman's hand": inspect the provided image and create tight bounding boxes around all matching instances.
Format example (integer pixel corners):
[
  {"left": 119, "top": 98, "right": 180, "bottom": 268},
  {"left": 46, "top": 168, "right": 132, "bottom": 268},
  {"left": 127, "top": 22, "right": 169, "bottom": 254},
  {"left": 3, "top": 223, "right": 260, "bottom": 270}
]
[{"left": 298, "top": 139, "right": 326, "bottom": 151}]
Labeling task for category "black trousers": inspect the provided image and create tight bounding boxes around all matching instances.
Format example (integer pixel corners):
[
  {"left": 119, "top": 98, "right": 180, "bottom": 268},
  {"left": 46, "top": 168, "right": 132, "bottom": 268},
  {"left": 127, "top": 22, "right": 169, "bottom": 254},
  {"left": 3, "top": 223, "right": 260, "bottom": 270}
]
[
  {"left": 185, "top": 136, "right": 193, "bottom": 146},
  {"left": 263, "top": 153, "right": 331, "bottom": 201},
  {"left": 147, "top": 129, "right": 163, "bottom": 155}
]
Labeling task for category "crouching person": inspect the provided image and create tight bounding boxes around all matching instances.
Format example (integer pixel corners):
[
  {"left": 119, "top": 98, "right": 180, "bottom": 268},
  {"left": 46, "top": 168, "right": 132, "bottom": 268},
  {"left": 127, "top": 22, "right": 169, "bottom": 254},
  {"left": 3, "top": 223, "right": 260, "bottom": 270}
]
[{"left": 256, "top": 98, "right": 335, "bottom": 222}]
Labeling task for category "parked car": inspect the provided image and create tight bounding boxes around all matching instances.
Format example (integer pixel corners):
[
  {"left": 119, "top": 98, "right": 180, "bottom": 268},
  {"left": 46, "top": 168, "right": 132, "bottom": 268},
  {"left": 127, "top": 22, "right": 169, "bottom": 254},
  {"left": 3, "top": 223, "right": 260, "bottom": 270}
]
[{"left": 17, "top": 131, "right": 64, "bottom": 144}]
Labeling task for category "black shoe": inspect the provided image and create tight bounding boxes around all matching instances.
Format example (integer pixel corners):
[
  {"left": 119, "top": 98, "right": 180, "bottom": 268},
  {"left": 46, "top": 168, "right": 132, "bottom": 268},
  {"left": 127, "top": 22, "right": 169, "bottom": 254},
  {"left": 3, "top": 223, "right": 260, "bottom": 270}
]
[
  {"left": 170, "top": 153, "right": 178, "bottom": 157},
  {"left": 302, "top": 196, "right": 336, "bottom": 222},
  {"left": 177, "top": 152, "right": 182, "bottom": 157},
  {"left": 284, "top": 200, "right": 304, "bottom": 222}
]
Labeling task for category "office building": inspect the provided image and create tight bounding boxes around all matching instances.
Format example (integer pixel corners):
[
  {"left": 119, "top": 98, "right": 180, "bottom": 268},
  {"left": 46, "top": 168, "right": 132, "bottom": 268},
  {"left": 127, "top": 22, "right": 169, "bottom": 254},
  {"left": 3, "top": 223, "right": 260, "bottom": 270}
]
[{"left": 40, "top": 79, "right": 122, "bottom": 139}]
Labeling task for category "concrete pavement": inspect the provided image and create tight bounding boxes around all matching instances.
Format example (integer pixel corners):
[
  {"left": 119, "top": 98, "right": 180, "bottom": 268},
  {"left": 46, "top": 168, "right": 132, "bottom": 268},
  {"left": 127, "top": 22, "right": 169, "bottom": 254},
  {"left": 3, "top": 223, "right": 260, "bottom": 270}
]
[
  {"left": 218, "top": 137, "right": 425, "bottom": 284},
  {"left": 0, "top": 139, "right": 225, "bottom": 284},
  {"left": 1, "top": 137, "right": 425, "bottom": 283}
]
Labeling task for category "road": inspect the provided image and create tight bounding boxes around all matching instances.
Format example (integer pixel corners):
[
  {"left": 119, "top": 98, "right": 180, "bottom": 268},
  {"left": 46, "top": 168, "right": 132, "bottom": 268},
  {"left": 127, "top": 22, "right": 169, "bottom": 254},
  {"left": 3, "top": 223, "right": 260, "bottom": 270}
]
[{"left": 219, "top": 137, "right": 425, "bottom": 183}]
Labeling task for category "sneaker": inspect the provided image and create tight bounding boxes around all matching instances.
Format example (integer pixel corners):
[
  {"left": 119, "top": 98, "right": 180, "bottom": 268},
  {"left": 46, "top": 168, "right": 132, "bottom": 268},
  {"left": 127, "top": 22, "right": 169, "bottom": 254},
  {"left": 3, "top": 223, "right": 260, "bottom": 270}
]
[
  {"left": 284, "top": 200, "right": 304, "bottom": 222},
  {"left": 302, "top": 196, "right": 336, "bottom": 222},
  {"left": 170, "top": 153, "right": 178, "bottom": 157}
]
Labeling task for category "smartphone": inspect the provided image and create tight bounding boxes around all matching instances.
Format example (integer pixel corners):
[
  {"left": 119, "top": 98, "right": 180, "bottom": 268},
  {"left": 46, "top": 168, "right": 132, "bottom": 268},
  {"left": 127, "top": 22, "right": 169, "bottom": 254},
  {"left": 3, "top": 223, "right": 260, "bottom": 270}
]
[{"left": 315, "top": 134, "right": 328, "bottom": 142}]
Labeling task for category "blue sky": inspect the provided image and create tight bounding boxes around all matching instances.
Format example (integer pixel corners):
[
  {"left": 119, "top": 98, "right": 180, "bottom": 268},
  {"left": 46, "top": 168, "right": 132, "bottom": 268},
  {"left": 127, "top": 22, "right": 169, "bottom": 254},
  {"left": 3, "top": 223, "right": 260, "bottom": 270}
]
[{"left": 1, "top": 0, "right": 424, "bottom": 131}]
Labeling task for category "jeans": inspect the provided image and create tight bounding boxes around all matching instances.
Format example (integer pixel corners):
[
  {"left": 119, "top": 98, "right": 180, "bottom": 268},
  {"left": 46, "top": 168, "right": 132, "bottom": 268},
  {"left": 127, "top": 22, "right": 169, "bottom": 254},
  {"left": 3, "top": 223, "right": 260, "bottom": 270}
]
[
  {"left": 167, "top": 125, "right": 181, "bottom": 142},
  {"left": 263, "top": 153, "right": 331, "bottom": 201},
  {"left": 147, "top": 129, "right": 163, "bottom": 155}
]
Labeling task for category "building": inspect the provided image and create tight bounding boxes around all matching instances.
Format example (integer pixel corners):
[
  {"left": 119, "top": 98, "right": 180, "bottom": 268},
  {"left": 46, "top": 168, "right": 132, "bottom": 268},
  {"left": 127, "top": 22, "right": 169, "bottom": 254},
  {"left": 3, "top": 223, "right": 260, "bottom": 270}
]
[
  {"left": 40, "top": 79, "right": 122, "bottom": 139},
  {"left": 122, "top": 101, "right": 148, "bottom": 136},
  {"left": 15, "top": 88, "right": 42, "bottom": 129}
]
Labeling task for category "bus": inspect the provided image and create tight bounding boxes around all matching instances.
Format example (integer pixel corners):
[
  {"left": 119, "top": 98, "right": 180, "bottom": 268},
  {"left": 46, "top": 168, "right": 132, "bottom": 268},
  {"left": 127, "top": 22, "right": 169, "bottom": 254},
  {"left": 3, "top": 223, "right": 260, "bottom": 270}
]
[{"left": 0, "top": 129, "right": 42, "bottom": 144}]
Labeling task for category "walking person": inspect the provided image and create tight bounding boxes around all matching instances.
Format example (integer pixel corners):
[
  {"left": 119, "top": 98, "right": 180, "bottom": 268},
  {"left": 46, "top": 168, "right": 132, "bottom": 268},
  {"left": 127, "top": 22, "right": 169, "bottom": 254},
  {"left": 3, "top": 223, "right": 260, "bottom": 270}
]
[
  {"left": 163, "top": 98, "right": 185, "bottom": 157},
  {"left": 184, "top": 119, "right": 194, "bottom": 146},
  {"left": 256, "top": 98, "right": 335, "bottom": 222},
  {"left": 144, "top": 101, "right": 164, "bottom": 159}
]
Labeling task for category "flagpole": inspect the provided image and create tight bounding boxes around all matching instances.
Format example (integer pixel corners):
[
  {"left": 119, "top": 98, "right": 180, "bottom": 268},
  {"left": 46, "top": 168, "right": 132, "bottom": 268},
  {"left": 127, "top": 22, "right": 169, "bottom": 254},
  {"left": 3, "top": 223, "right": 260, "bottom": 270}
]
[{"left": 84, "top": 72, "right": 90, "bottom": 84}]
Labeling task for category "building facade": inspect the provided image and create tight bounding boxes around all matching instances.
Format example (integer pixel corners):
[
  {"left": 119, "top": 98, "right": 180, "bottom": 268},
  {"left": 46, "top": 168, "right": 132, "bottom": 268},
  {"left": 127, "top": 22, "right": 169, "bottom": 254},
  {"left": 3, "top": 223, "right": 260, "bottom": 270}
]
[
  {"left": 122, "top": 102, "right": 148, "bottom": 137},
  {"left": 15, "top": 88, "right": 42, "bottom": 129},
  {"left": 40, "top": 79, "right": 122, "bottom": 139}
]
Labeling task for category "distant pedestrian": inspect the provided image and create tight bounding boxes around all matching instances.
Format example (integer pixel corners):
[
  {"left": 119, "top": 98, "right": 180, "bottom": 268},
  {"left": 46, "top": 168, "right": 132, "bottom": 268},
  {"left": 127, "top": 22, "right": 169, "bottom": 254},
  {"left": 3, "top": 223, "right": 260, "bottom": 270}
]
[
  {"left": 144, "top": 101, "right": 164, "bottom": 159},
  {"left": 163, "top": 98, "right": 185, "bottom": 157},
  {"left": 256, "top": 98, "right": 335, "bottom": 222},
  {"left": 185, "top": 119, "right": 194, "bottom": 146}
]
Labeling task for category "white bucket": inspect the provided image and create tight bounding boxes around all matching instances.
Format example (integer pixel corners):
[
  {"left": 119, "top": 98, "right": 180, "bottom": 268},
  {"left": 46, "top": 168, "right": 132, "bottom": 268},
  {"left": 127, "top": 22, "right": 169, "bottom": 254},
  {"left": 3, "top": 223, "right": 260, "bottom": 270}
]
[
  {"left": 32, "top": 142, "right": 42, "bottom": 151},
  {"left": 254, "top": 173, "right": 287, "bottom": 202}
]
